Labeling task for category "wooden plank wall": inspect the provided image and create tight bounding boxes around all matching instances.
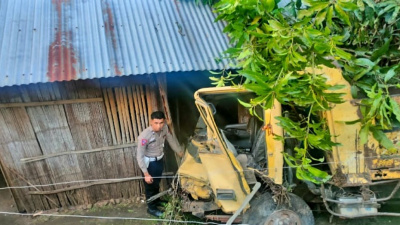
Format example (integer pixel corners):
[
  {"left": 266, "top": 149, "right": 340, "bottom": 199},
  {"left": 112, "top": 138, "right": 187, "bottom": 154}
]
[{"left": 0, "top": 74, "right": 165, "bottom": 212}]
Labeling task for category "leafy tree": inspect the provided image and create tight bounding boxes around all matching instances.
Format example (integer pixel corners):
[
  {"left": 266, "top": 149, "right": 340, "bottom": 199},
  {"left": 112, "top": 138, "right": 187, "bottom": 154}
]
[{"left": 211, "top": 0, "right": 400, "bottom": 184}]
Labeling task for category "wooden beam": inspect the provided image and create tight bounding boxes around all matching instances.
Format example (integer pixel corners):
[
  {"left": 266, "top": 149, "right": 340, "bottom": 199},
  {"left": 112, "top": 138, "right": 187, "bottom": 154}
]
[
  {"left": 20, "top": 143, "right": 137, "bottom": 163},
  {"left": 7, "top": 167, "right": 59, "bottom": 207},
  {"left": 0, "top": 98, "right": 103, "bottom": 108}
]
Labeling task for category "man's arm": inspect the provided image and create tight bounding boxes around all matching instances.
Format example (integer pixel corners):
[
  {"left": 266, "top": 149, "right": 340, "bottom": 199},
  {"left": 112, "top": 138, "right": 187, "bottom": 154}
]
[
  {"left": 136, "top": 135, "right": 153, "bottom": 184},
  {"left": 165, "top": 128, "right": 184, "bottom": 157}
]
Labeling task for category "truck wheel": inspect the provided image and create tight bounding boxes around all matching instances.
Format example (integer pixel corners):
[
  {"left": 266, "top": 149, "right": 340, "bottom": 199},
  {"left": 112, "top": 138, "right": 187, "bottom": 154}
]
[{"left": 243, "top": 192, "right": 314, "bottom": 225}]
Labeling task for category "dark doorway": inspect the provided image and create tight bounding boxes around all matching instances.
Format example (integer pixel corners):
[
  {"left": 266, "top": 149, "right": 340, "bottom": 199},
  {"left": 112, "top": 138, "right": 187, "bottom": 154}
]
[{"left": 167, "top": 70, "right": 213, "bottom": 144}]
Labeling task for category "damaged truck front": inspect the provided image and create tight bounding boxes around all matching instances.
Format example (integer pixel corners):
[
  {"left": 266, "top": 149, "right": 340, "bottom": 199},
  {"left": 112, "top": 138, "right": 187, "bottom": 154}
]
[{"left": 176, "top": 67, "right": 400, "bottom": 224}]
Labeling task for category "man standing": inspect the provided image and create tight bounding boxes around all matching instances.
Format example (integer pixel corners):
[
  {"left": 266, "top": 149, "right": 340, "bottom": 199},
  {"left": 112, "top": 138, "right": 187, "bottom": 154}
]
[{"left": 136, "top": 111, "right": 184, "bottom": 217}]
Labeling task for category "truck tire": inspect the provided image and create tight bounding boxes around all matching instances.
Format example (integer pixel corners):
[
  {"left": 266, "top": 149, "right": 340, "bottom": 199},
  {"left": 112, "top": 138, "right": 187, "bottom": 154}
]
[{"left": 243, "top": 192, "right": 314, "bottom": 225}]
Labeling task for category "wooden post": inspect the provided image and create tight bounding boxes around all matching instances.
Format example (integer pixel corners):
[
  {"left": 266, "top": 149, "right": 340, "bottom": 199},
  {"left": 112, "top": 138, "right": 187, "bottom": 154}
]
[
  {"left": 146, "top": 74, "right": 159, "bottom": 113},
  {"left": 127, "top": 87, "right": 139, "bottom": 140},
  {"left": 156, "top": 74, "right": 181, "bottom": 165},
  {"left": 102, "top": 90, "right": 117, "bottom": 145},
  {"left": 107, "top": 88, "right": 122, "bottom": 144}
]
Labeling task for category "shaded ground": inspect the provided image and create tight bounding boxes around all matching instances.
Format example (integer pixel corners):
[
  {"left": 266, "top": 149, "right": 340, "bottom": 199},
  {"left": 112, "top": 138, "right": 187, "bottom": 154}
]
[
  {"left": 0, "top": 188, "right": 158, "bottom": 225},
  {"left": 2, "top": 195, "right": 400, "bottom": 225},
  {"left": 0, "top": 174, "right": 30, "bottom": 225},
  {"left": 28, "top": 202, "right": 158, "bottom": 225},
  {"left": 0, "top": 172, "right": 157, "bottom": 225}
]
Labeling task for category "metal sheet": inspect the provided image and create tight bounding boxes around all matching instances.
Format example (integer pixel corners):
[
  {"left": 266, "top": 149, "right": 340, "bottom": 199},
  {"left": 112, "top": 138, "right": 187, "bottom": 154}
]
[{"left": 0, "top": 0, "right": 231, "bottom": 87}]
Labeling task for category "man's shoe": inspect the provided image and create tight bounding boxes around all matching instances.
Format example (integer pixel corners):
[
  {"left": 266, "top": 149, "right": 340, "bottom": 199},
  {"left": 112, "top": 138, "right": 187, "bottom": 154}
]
[
  {"left": 147, "top": 208, "right": 163, "bottom": 217},
  {"left": 157, "top": 200, "right": 168, "bottom": 206},
  {"left": 156, "top": 201, "right": 167, "bottom": 210}
]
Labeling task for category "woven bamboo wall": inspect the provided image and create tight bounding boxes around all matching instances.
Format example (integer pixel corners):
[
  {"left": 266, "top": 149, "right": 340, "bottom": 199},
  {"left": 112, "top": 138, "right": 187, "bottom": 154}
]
[{"left": 0, "top": 74, "right": 170, "bottom": 212}]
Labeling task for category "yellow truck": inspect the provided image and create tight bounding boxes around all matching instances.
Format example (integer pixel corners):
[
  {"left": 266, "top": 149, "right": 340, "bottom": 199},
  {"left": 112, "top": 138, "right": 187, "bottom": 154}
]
[{"left": 176, "top": 67, "right": 400, "bottom": 224}]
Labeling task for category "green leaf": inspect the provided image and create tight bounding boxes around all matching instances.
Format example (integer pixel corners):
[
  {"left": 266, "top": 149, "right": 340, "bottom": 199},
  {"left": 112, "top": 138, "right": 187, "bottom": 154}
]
[
  {"left": 360, "top": 123, "right": 370, "bottom": 145},
  {"left": 384, "top": 66, "right": 397, "bottom": 82},
  {"left": 390, "top": 98, "right": 400, "bottom": 123},
  {"left": 335, "top": 5, "right": 351, "bottom": 26},
  {"left": 353, "top": 68, "right": 372, "bottom": 81},
  {"left": 355, "top": 58, "right": 375, "bottom": 68},
  {"left": 237, "top": 49, "right": 252, "bottom": 60},
  {"left": 238, "top": 99, "right": 252, "bottom": 108},
  {"left": 357, "top": 0, "right": 365, "bottom": 11},
  {"left": 343, "top": 119, "right": 361, "bottom": 125},
  {"left": 335, "top": 47, "right": 352, "bottom": 60},
  {"left": 307, "top": 166, "right": 330, "bottom": 180},
  {"left": 378, "top": 3, "right": 396, "bottom": 16},
  {"left": 388, "top": 7, "right": 399, "bottom": 24},
  {"left": 209, "top": 76, "right": 220, "bottom": 81},
  {"left": 363, "top": 0, "right": 375, "bottom": 9},
  {"left": 224, "top": 47, "right": 242, "bottom": 55},
  {"left": 251, "top": 16, "right": 262, "bottom": 25},
  {"left": 209, "top": 70, "right": 222, "bottom": 75},
  {"left": 293, "top": 51, "right": 307, "bottom": 62},
  {"left": 306, "top": 28, "right": 323, "bottom": 37},
  {"left": 268, "top": 20, "right": 285, "bottom": 31},
  {"left": 326, "top": 6, "right": 333, "bottom": 27},
  {"left": 338, "top": 1, "right": 358, "bottom": 11},
  {"left": 238, "top": 69, "right": 265, "bottom": 83},
  {"left": 315, "top": 9, "right": 328, "bottom": 25},
  {"left": 367, "top": 91, "right": 383, "bottom": 117},
  {"left": 265, "top": 0, "right": 275, "bottom": 13},
  {"left": 327, "top": 84, "right": 345, "bottom": 91},
  {"left": 217, "top": 79, "right": 225, "bottom": 87},
  {"left": 371, "top": 37, "right": 392, "bottom": 62},
  {"left": 370, "top": 127, "right": 395, "bottom": 150},
  {"left": 310, "top": 2, "right": 330, "bottom": 12},
  {"left": 298, "top": 9, "right": 314, "bottom": 19},
  {"left": 283, "top": 153, "right": 297, "bottom": 167},
  {"left": 351, "top": 85, "right": 359, "bottom": 98}
]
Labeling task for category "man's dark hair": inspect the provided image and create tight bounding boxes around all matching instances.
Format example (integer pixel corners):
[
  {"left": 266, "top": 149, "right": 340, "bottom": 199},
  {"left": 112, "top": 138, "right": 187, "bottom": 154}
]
[{"left": 151, "top": 111, "right": 165, "bottom": 120}]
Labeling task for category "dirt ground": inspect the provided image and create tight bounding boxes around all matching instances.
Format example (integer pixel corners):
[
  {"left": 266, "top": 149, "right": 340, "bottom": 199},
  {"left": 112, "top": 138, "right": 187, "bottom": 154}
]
[
  {"left": 0, "top": 186, "right": 158, "bottom": 225},
  {"left": 0, "top": 174, "right": 159, "bottom": 225},
  {"left": 2, "top": 172, "right": 400, "bottom": 225},
  {"left": 2, "top": 192, "right": 400, "bottom": 225}
]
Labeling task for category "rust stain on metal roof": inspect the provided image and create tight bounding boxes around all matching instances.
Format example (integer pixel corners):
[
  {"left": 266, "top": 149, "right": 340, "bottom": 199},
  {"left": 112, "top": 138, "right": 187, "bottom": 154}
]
[
  {"left": 103, "top": 1, "right": 122, "bottom": 76},
  {"left": 114, "top": 64, "right": 122, "bottom": 76},
  {"left": 52, "top": 0, "right": 70, "bottom": 12},
  {"left": 173, "top": 0, "right": 186, "bottom": 37},
  {"left": 174, "top": 0, "right": 180, "bottom": 15},
  {"left": 103, "top": 2, "right": 117, "bottom": 49},
  {"left": 47, "top": 0, "right": 78, "bottom": 82}
]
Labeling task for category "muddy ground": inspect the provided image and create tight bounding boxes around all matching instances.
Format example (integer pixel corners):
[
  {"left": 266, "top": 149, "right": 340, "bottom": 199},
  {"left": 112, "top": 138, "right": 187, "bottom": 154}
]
[{"left": 2, "top": 174, "right": 400, "bottom": 225}]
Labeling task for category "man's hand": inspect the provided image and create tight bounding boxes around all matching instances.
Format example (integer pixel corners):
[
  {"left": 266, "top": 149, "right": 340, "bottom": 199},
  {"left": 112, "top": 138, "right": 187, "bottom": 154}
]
[
  {"left": 144, "top": 173, "right": 153, "bottom": 184},
  {"left": 178, "top": 151, "right": 184, "bottom": 158}
]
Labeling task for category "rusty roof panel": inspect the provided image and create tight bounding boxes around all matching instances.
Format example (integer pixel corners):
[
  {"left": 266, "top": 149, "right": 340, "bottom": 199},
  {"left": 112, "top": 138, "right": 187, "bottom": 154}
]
[{"left": 0, "top": 0, "right": 231, "bottom": 87}]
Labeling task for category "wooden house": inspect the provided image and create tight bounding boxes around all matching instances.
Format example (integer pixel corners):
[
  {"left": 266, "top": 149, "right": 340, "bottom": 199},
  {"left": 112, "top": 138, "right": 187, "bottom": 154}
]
[{"left": 0, "top": 0, "right": 230, "bottom": 212}]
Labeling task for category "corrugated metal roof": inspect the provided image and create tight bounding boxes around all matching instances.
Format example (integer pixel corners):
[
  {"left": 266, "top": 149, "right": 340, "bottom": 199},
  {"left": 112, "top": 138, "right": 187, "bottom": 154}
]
[{"left": 0, "top": 0, "right": 231, "bottom": 87}]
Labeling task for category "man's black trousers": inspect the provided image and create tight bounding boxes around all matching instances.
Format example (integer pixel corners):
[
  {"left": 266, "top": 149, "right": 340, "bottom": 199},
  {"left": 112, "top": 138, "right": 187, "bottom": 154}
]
[{"left": 144, "top": 159, "right": 163, "bottom": 210}]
